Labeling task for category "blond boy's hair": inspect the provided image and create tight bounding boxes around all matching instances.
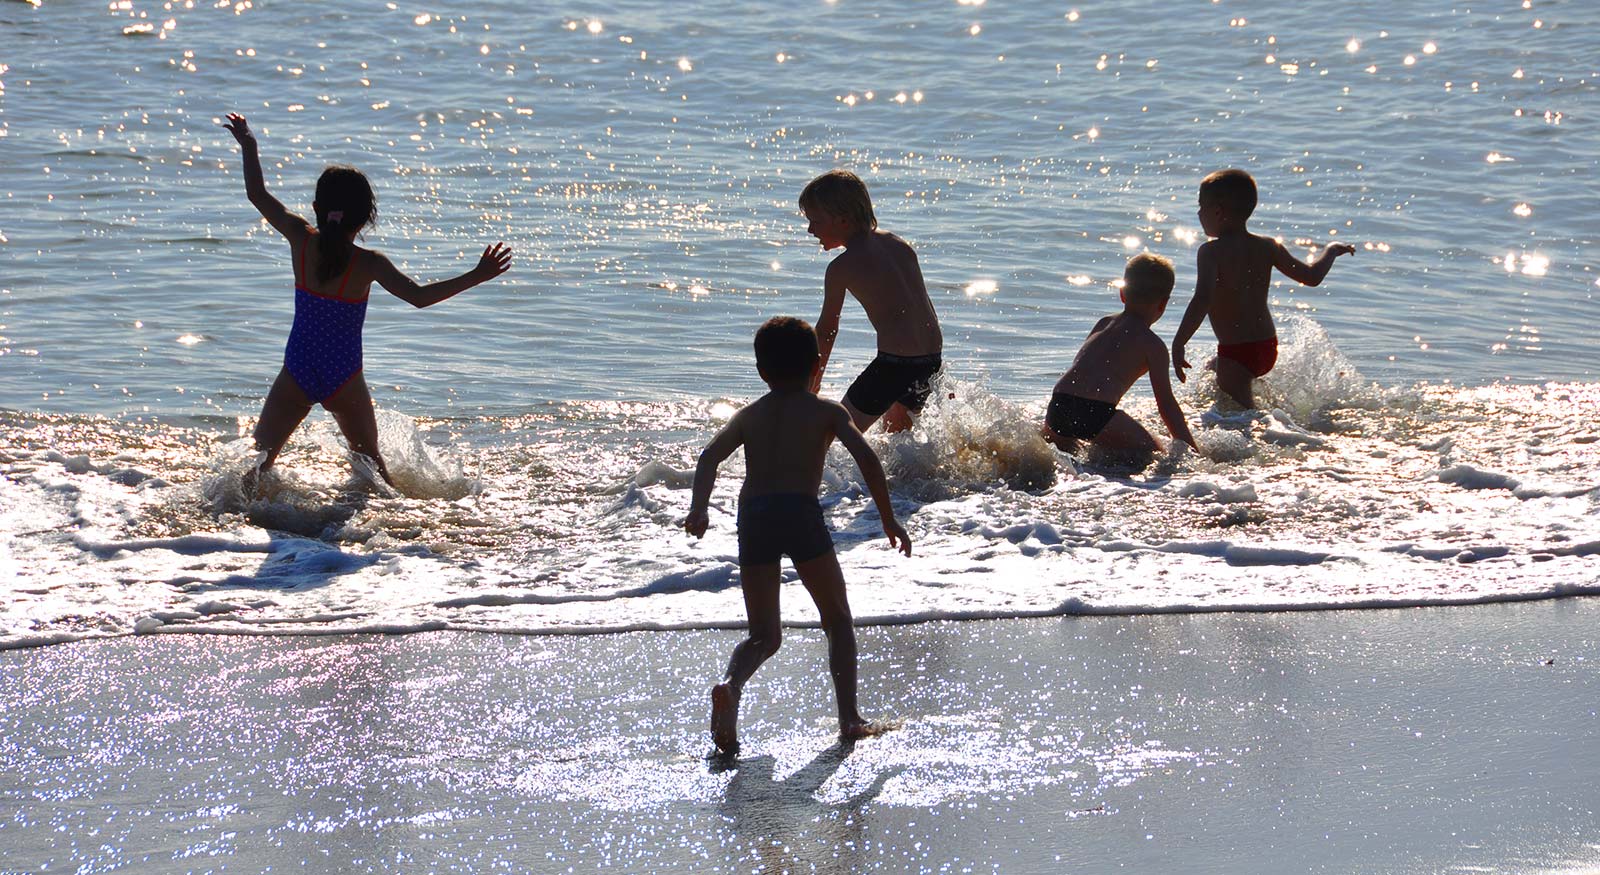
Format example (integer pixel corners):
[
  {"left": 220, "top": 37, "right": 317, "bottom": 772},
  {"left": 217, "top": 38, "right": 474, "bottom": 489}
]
[
  {"left": 1123, "top": 253, "right": 1176, "bottom": 306},
  {"left": 799, "top": 170, "right": 878, "bottom": 231}
]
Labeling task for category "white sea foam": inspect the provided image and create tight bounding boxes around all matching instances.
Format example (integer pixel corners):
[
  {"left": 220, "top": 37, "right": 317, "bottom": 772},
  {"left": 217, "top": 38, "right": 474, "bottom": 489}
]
[{"left": 2, "top": 330, "right": 1598, "bottom": 650}]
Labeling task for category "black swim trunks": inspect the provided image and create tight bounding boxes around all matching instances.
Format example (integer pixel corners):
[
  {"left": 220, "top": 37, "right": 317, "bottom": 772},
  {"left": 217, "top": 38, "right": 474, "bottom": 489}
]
[
  {"left": 737, "top": 493, "right": 834, "bottom": 566},
  {"left": 1047, "top": 392, "right": 1116, "bottom": 440},
  {"left": 845, "top": 351, "right": 943, "bottom": 417}
]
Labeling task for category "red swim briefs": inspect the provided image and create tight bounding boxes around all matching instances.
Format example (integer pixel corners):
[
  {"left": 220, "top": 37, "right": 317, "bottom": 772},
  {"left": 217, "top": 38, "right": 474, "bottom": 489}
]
[{"left": 1216, "top": 337, "right": 1278, "bottom": 378}]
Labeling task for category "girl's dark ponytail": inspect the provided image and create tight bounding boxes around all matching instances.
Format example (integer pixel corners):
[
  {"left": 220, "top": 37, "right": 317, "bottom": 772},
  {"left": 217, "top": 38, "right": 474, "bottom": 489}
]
[{"left": 312, "top": 165, "right": 378, "bottom": 283}]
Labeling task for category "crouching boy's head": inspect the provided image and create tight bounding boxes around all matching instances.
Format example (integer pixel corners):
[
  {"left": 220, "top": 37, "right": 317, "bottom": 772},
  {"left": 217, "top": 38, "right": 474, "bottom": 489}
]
[
  {"left": 1121, "top": 253, "right": 1176, "bottom": 320},
  {"left": 799, "top": 170, "right": 877, "bottom": 250},
  {"left": 754, "top": 316, "right": 820, "bottom": 389}
]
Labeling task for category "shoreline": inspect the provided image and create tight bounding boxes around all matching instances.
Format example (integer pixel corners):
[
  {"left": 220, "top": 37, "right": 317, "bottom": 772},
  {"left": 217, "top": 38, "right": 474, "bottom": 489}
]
[{"left": 9, "top": 586, "right": 1600, "bottom": 653}]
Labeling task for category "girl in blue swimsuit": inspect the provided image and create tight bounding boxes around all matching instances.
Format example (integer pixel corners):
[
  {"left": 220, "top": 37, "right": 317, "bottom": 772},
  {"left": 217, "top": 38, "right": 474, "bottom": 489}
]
[{"left": 222, "top": 113, "right": 512, "bottom": 488}]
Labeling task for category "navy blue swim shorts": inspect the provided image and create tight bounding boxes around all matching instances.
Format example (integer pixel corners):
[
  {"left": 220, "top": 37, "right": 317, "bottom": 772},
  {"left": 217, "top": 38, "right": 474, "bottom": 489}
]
[
  {"left": 845, "top": 352, "right": 942, "bottom": 417},
  {"left": 737, "top": 493, "right": 834, "bottom": 567}
]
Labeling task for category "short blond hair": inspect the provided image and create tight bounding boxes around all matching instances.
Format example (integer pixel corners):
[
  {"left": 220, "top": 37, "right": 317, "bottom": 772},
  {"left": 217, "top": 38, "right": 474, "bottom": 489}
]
[
  {"left": 1123, "top": 253, "right": 1175, "bottom": 306},
  {"left": 799, "top": 169, "right": 877, "bottom": 231}
]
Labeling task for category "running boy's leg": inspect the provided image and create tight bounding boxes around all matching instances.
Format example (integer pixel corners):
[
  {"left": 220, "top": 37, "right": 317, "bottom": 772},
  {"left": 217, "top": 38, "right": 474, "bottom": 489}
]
[
  {"left": 841, "top": 397, "right": 880, "bottom": 434},
  {"left": 793, "top": 550, "right": 872, "bottom": 737},
  {"left": 713, "top": 563, "right": 783, "bottom": 752},
  {"left": 1212, "top": 356, "right": 1256, "bottom": 409},
  {"left": 323, "top": 372, "right": 394, "bottom": 486},
  {"left": 879, "top": 402, "right": 914, "bottom": 434},
  {"left": 252, "top": 367, "right": 315, "bottom": 472}
]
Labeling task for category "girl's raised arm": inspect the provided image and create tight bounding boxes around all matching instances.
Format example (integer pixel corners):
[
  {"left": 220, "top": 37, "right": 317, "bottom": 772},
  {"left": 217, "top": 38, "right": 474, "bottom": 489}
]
[{"left": 220, "top": 113, "right": 309, "bottom": 243}]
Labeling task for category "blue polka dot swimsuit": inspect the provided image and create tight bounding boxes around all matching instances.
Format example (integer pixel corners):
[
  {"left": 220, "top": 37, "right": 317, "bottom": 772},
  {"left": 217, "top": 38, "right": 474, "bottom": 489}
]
[{"left": 284, "top": 244, "right": 367, "bottom": 403}]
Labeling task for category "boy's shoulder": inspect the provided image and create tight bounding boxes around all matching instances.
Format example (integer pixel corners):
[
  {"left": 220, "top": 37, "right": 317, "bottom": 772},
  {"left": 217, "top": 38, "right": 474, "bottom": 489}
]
[
  {"left": 1102, "top": 314, "right": 1162, "bottom": 350},
  {"left": 750, "top": 389, "right": 847, "bottom": 418}
]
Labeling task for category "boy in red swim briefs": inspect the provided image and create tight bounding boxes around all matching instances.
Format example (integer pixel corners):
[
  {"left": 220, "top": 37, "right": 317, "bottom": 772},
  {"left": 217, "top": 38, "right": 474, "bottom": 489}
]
[{"left": 1170, "top": 168, "right": 1356, "bottom": 409}]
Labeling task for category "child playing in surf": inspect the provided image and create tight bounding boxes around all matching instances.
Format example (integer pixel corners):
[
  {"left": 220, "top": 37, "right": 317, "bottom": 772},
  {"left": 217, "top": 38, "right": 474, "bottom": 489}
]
[
  {"left": 221, "top": 113, "right": 512, "bottom": 487},
  {"left": 1045, "top": 253, "right": 1197, "bottom": 457},
  {"left": 684, "top": 316, "right": 911, "bottom": 753},
  {"left": 1171, "top": 168, "right": 1355, "bottom": 409},
  {"left": 801, "top": 170, "right": 944, "bottom": 434}
]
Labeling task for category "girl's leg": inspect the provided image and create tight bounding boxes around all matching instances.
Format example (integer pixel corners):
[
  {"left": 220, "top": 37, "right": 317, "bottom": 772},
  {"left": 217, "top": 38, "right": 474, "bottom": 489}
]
[
  {"left": 793, "top": 550, "right": 867, "bottom": 733},
  {"left": 713, "top": 564, "right": 783, "bottom": 752},
  {"left": 321, "top": 372, "right": 393, "bottom": 486},
  {"left": 252, "top": 367, "right": 314, "bottom": 472}
]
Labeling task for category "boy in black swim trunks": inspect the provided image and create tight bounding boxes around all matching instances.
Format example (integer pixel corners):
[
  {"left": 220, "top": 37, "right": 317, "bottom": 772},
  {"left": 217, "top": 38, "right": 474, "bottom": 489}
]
[
  {"left": 800, "top": 170, "right": 944, "bottom": 434},
  {"left": 684, "top": 316, "right": 911, "bottom": 753},
  {"left": 1044, "top": 253, "right": 1198, "bottom": 457}
]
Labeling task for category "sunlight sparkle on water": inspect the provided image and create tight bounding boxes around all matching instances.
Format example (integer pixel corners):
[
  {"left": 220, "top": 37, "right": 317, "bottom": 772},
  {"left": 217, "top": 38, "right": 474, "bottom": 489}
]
[
  {"left": 1346, "top": 38, "right": 1361, "bottom": 52},
  {"left": 1512, "top": 203, "right": 1532, "bottom": 218},
  {"left": 964, "top": 280, "right": 998, "bottom": 297},
  {"left": 1122, "top": 236, "right": 1140, "bottom": 249}
]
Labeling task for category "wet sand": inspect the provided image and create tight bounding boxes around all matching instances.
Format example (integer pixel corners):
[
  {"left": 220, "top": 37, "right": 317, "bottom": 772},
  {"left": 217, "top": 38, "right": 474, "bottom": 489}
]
[{"left": 3, "top": 600, "right": 1598, "bottom": 874}]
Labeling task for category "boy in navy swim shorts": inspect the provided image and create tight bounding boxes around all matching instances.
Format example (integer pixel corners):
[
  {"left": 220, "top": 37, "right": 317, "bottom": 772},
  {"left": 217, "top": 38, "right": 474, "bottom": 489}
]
[
  {"left": 1045, "top": 254, "right": 1198, "bottom": 459},
  {"left": 800, "top": 170, "right": 945, "bottom": 434},
  {"left": 684, "top": 317, "right": 911, "bottom": 753}
]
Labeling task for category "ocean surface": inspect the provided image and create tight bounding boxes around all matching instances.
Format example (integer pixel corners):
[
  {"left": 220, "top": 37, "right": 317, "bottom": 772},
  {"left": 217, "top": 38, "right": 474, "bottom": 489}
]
[{"left": 1, "top": 0, "right": 1596, "bottom": 649}]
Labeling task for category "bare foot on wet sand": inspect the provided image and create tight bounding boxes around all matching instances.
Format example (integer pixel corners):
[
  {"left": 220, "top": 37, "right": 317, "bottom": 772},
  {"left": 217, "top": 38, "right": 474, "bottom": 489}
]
[
  {"left": 841, "top": 718, "right": 900, "bottom": 741},
  {"left": 710, "top": 683, "right": 739, "bottom": 753}
]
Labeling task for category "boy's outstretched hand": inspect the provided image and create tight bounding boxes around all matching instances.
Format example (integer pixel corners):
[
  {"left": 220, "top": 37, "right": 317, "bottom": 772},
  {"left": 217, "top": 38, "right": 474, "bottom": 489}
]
[
  {"left": 474, "top": 242, "right": 514, "bottom": 280},
  {"left": 883, "top": 518, "right": 912, "bottom": 557},
  {"left": 220, "top": 113, "right": 255, "bottom": 147},
  {"left": 1173, "top": 344, "right": 1192, "bottom": 383},
  {"left": 683, "top": 508, "right": 709, "bottom": 539},
  {"left": 1326, "top": 243, "right": 1357, "bottom": 258}
]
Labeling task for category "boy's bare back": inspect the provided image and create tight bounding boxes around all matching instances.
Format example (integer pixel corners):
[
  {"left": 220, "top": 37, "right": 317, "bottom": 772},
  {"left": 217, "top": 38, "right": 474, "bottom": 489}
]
[
  {"left": 1054, "top": 314, "right": 1169, "bottom": 403},
  {"left": 730, "top": 390, "right": 854, "bottom": 499},
  {"left": 1194, "top": 232, "right": 1284, "bottom": 345},
  {"left": 827, "top": 229, "right": 943, "bottom": 357}
]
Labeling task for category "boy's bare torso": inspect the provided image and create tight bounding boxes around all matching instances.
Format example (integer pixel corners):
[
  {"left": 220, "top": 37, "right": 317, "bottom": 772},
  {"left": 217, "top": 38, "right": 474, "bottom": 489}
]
[
  {"left": 735, "top": 390, "right": 842, "bottom": 500},
  {"left": 1200, "top": 232, "right": 1280, "bottom": 344},
  {"left": 833, "top": 230, "right": 943, "bottom": 357},
  {"left": 1054, "top": 313, "right": 1161, "bottom": 404}
]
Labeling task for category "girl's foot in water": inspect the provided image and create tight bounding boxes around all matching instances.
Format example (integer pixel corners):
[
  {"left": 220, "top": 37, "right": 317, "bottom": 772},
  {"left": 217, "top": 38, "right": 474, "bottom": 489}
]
[{"left": 710, "top": 683, "right": 740, "bottom": 753}]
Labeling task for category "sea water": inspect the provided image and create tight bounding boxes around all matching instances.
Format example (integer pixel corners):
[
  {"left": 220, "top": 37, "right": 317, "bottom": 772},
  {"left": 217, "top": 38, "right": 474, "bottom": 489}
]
[{"left": 1, "top": 0, "right": 1596, "bottom": 649}]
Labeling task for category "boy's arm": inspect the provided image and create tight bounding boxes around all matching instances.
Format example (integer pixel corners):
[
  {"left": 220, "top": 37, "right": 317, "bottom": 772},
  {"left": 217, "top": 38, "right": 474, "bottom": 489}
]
[
  {"left": 683, "top": 413, "right": 746, "bottom": 538},
  {"left": 372, "top": 245, "right": 513, "bottom": 308},
  {"left": 1145, "top": 336, "right": 1198, "bottom": 448},
  {"left": 219, "top": 114, "right": 309, "bottom": 243},
  {"left": 831, "top": 405, "right": 912, "bottom": 556},
  {"left": 1272, "top": 240, "right": 1356, "bottom": 286},
  {"left": 808, "top": 262, "right": 848, "bottom": 394},
  {"left": 1170, "top": 244, "right": 1217, "bottom": 383}
]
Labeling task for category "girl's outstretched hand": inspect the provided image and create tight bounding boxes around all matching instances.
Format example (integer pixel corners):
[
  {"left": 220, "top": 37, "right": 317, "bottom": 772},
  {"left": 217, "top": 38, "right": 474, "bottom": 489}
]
[
  {"left": 220, "top": 112, "right": 255, "bottom": 147},
  {"left": 475, "top": 242, "right": 514, "bottom": 280}
]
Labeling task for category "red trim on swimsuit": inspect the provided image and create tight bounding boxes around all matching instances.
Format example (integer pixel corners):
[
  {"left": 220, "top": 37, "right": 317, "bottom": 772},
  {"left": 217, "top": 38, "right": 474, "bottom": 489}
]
[
  {"left": 294, "top": 241, "right": 366, "bottom": 301},
  {"left": 1216, "top": 337, "right": 1278, "bottom": 378}
]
